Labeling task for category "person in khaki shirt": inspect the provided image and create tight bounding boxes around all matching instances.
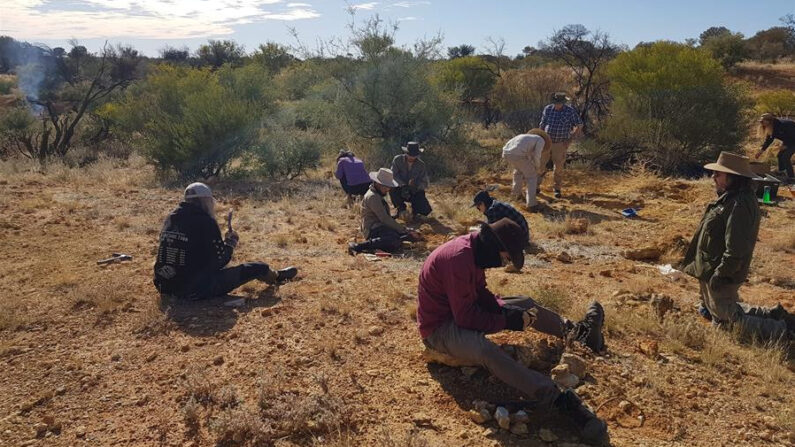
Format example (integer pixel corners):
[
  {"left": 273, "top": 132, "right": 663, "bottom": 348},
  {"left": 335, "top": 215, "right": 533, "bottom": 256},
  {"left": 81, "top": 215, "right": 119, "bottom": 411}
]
[
  {"left": 390, "top": 142, "right": 432, "bottom": 220},
  {"left": 348, "top": 168, "right": 418, "bottom": 254}
]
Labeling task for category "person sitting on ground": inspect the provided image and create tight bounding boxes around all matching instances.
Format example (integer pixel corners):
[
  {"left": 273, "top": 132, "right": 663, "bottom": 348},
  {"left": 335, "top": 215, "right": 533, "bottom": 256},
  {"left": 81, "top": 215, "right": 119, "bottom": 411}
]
[
  {"left": 348, "top": 168, "right": 419, "bottom": 255},
  {"left": 472, "top": 190, "right": 530, "bottom": 272},
  {"left": 417, "top": 218, "right": 608, "bottom": 445},
  {"left": 154, "top": 182, "right": 297, "bottom": 300},
  {"left": 334, "top": 150, "right": 371, "bottom": 204},
  {"left": 390, "top": 141, "right": 432, "bottom": 220},
  {"left": 756, "top": 113, "right": 795, "bottom": 184},
  {"left": 681, "top": 152, "right": 794, "bottom": 341},
  {"left": 501, "top": 129, "right": 551, "bottom": 211}
]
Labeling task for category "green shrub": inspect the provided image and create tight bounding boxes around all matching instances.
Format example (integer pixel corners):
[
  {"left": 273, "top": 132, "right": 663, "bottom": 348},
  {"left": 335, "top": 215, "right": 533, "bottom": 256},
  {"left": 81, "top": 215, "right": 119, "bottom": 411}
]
[
  {"left": 0, "top": 78, "right": 14, "bottom": 94},
  {"left": 492, "top": 66, "right": 572, "bottom": 133},
  {"left": 249, "top": 128, "right": 322, "bottom": 179},
  {"left": 700, "top": 31, "right": 748, "bottom": 69},
  {"left": 756, "top": 89, "right": 795, "bottom": 117},
  {"left": 115, "top": 64, "right": 272, "bottom": 178},
  {"left": 592, "top": 42, "right": 751, "bottom": 175}
]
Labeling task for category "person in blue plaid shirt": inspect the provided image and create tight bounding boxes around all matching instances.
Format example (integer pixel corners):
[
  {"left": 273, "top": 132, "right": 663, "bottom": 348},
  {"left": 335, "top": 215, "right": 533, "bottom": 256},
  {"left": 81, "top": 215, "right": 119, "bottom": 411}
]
[
  {"left": 539, "top": 92, "right": 583, "bottom": 198},
  {"left": 472, "top": 190, "right": 530, "bottom": 271}
]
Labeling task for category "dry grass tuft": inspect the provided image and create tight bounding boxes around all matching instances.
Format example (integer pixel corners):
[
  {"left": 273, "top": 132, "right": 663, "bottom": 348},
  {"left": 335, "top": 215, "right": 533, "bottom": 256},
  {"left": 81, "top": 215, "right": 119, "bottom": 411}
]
[
  {"left": 182, "top": 397, "right": 201, "bottom": 435},
  {"left": 183, "top": 367, "right": 216, "bottom": 404},
  {"left": 563, "top": 216, "right": 590, "bottom": 235}
]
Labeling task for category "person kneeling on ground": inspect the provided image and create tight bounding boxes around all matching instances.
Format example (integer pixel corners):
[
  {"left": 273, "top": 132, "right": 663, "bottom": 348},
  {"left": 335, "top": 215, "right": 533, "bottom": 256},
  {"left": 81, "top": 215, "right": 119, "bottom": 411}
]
[
  {"left": 681, "top": 152, "right": 795, "bottom": 341},
  {"left": 154, "top": 182, "right": 297, "bottom": 300},
  {"left": 348, "top": 168, "right": 419, "bottom": 255},
  {"left": 334, "top": 150, "right": 371, "bottom": 204},
  {"left": 417, "top": 218, "right": 608, "bottom": 444},
  {"left": 390, "top": 141, "right": 432, "bottom": 220},
  {"left": 472, "top": 189, "right": 530, "bottom": 272}
]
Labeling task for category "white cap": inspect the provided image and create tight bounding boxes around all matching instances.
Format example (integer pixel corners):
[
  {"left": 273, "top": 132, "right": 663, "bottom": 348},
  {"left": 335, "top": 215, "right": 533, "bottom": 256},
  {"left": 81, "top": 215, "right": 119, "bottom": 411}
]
[{"left": 184, "top": 182, "right": 213, "bottom": 200}]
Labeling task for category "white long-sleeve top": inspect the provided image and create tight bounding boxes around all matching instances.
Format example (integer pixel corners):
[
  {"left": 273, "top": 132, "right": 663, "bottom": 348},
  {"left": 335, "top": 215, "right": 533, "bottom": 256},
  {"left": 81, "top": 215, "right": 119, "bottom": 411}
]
[{"left": 502, "top": 134, "right": 546, "bottom": 168}]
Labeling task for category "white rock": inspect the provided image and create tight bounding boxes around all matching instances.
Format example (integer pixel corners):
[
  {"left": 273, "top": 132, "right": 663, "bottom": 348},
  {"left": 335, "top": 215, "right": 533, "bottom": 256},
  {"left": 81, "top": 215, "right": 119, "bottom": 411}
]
[
  {"left": 561, "top": 353, "right": 587, "bottom": 377},
  {"left": 469, "top": 409, "right": 489, "bottom": 424},
  {"left": 512, "top": 410, "right": 530, "bottom": 424},
  {"left": 494, "top": 407, "right": 510, "bottom": 430},
  {"left": 551, "top": 365, "right": 580, "bottom": 388}
]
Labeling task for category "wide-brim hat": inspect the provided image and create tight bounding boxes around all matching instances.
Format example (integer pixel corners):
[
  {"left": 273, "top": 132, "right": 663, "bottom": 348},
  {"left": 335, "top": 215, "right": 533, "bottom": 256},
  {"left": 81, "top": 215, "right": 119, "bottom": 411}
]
[
  {"left": 527, "top": 128, "right": 552, "bottom": 150},
  {"left": 369, "top": 168, "right": 400, "bottom": 188},
  {"left": 552, "top": 92, "right": 570, "bottom": 103},
  {"left": 402, "top": 141, "right": 425, "bottom": 156},
  {"left": 758, "top": 113, "right": 775, "bottom": 123},
  {"left": 480, "top": 218, "right": 525, "bottom": 270},
  {"left": 703, "top": 151, "right": 761, "bottom": 179}
]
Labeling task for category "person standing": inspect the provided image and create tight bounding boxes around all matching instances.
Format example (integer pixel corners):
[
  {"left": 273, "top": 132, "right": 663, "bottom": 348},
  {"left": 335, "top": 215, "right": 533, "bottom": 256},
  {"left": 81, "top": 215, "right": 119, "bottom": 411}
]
[
  {"left": 539, "top": 92, "right": 583, "bottom": 198},
  {"left": 154, "top": 183, "right": 297, "bottom": 300},
  {"left": 501, "top": 129, "right": 551, "bottom": 211},
  {"left": 681, "top": 152, "right": 794, "bottom": 341},
  {"left": 756, "top": 113, "right": 795, "bottom": 183},
  {"left": 334, "top": 150, "right": 371, "bottom": 204},
  {"left": 390, "top": 141, "right": 432, "bottom": 220}
]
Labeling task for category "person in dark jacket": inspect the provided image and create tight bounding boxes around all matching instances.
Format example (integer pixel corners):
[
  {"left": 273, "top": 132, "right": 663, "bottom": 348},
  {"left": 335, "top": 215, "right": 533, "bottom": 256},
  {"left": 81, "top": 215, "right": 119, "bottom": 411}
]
[
  {"left": 417, "top": 218, "right": 608, "bottom": 445},
  {"left": 154, "top": 183, "right": 297, "bottom": 300},
  {"left": 472, "top": 190, "right": 530, "bottom": 272},
  {"left": 681, "top": 152, "right": 794, "bottom": 341},
  {"left": 756, "top": 113, "right": 795, "bottom": 182}
]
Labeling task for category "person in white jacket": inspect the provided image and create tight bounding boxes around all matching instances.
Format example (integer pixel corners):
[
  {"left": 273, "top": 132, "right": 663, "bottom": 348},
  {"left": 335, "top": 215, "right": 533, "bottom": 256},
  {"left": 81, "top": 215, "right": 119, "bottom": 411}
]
[{"left": 501, "top": 129, "right": 551, "bottom": 211}]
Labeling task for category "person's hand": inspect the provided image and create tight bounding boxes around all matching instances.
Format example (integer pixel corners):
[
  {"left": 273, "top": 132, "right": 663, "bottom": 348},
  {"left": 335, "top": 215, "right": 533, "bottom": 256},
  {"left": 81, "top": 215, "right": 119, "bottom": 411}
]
[
  {"left": 225, "top": 230, "right": 239, "bottom": 248},
  {"left": 409, "top": 178, "right": 415, "bottom": 187},
  {"left": 502, "top": 305, "right": 537, "bottom": 331}
]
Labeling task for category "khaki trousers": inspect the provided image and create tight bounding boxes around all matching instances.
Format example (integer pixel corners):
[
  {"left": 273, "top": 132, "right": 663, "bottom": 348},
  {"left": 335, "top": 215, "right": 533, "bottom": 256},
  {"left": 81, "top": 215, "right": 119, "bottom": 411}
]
[
  {"left": 538, "top": 141, "right": 570, "bottom": 189},
  {"left": 698, "top": 281, "right": 787, "bottom": 341},
  {"left": 423, "top": 297, "right": 569, "bottom": 408},
  {"left": 503, "top": 154, "right": 539, "bottom": 207}
]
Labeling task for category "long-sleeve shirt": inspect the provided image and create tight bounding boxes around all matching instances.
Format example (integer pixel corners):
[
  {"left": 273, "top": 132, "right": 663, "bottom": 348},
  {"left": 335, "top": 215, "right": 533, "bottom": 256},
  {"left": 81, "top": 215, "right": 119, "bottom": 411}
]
[
  {"left": 417, "top": 233, "right": 506, "bottom": 339},
  {"left": 391, "top": 154, "right": 429, "bottom": 191},
  {"left": 334, "top": 156, "right": 371, "bottom": 186},
  {"left": 154, "top": 202, "right": 234, "bottom": 295},
  {"left": 360, "top": 185, "right": 406, "bottom": 239},
  {"left": 502, "top": 134, "right": 545, "bottom": 168},
  {"left": 539, "top": 104, "right": 582, "bottom": 143},
  {"left": 761, "top": 119, "right": 795, "bottom": 151},
  {"left": 484, "top": 200, "right": 530, "bottom": 245}
]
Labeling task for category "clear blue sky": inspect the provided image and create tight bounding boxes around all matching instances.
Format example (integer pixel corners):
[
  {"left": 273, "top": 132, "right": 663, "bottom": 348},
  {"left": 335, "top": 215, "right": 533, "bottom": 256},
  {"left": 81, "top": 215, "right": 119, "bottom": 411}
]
[{"left": 3, "top": 1, "right": 792, "bottom": 56}]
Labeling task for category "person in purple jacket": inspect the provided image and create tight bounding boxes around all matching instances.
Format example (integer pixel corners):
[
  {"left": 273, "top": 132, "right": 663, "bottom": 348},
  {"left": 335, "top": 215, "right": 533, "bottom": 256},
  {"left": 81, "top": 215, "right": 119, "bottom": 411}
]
[
  {"left": 334, "top": 150, "right": 371, "bottom": 204},
  {"left": 417, "top": 218, "right": 608, "bottom": 445}
]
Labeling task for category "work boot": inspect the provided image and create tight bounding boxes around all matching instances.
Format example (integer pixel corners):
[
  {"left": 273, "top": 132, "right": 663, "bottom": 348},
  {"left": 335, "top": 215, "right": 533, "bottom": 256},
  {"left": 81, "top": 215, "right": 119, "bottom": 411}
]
[
  {"left": 553, "top": 389, "right": 608, "bottom": 445},
  {"left": 554, "top": 188, "right": 562, "bottom": 199},
  {"left": 347, "top": 242, "right": 359, "bottom": 256},
  {"left": 569, "top": 301, "right": 605, "bottom": 353},
  {"left": 262, "top": 267, "right": 298, "bottom": 284}
]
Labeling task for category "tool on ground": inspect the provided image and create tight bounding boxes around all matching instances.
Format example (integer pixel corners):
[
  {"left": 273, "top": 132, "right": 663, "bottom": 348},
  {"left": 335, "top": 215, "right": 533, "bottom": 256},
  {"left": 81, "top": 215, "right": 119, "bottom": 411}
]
[
  {"left": 97, "top": 253, "right": 132, "bottom": 265},
  {"left": 226, "top": 210, "right": 234, "bottom": 233}
]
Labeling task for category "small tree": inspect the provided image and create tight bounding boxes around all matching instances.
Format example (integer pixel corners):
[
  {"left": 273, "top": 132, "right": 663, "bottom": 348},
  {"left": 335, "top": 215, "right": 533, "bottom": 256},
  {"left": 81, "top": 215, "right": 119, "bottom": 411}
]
[
  {"left": 160, "top": 46, "right": 190, "bottom": 64},
  {"left": 596, "top": 41, "right": 750, "bottom": 174},
  {"left": 540, "top": 25, "right": 622, "bottom": 134},
  {"left": 492, "top": 66, "right": 572, "bottom": 133},
  {"left": 700, "top": 29, "right": 748, "bottom": 69},
  {"left": 756, "top": 89, "right": 795, "bottom": 118},
  {"left": 699, "top": 26, "right": 731, "bottom": 45},
  {"left": 251, "top": 42, "right": 295, "bottom": 74},
  {"left": 195, "top": 40, "right": 245, "bottom": 69},
  {"left": 447, "top": 44, "right": 475, "bottom": 59},
  {"left": 746, "top": 26, "right": 795, "bottom": 62}
]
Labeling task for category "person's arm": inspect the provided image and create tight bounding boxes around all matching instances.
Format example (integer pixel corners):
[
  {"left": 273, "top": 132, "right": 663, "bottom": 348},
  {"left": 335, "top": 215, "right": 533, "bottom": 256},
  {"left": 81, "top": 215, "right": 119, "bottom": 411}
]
[
  {"left": 539, "top": 105, "right": 550, "bottom": 128},
  {"left": 334, "top": 160, "right": 345, "bottom": 180},
  {"left": 414, "top": 162, "right": 429, "bottom": 191},
  {"left": 391, "top": 156, "right": 407, "bottom": 186},
  {"left": 366, "top": 194, "right": 406, "bottom": 234},
  {"left": 712, "top": 201, "right": 756, "bottom": 284},
  {"left": 447, "top": 266, "right": 506, "bottom": 333},
  {"left": 757, "top": 135, "right": 775, "bottom": 157},
  {"left": 204, "top": 218, "right": 234, "bottom": 269},
  {"left": 533, "top": 136, "right": 545, "bottom": 168},
  {"left": 570, "top": 107, "right": 583, "bottom": 136}
]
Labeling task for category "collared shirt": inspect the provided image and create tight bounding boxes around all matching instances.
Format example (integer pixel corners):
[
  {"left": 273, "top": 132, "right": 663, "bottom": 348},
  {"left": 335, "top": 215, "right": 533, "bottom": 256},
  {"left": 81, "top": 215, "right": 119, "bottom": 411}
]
[
  {"left": 539, "top": 104, "right": 583, "bottom": 143},
  {"left": 417, "top": 233, "right": 506, "bottom": 339},
  {"left": 502, "top": 134, "right": 545, "bottom": 167},
  {"left": 484, "top": 200, "right": 530, "bottom": 244},
  {"left": 360, "top": 185, "right": 406, "bottom": 239},
  {"left": 761, "top": 118, "right": 795, "bottom": 151},
  {"left": 334, "top": 156, "right": 371, "bottom": 186},
  {"left": 391, "top": 154, "right": 429, "bottom": 190}
]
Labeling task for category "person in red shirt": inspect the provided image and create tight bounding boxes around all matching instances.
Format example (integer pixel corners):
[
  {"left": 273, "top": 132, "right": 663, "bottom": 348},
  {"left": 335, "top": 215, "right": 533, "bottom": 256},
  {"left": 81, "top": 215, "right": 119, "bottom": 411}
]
[{"left": 417, "top": 218, "right": 607, "bottom": 444}]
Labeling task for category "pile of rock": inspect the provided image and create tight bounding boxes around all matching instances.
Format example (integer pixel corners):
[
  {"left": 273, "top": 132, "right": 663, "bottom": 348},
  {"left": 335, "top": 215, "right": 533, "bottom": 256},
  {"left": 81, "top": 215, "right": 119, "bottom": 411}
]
[
  {"left": 551, "top": 353, "right": 587, "bottom": 389},
  {"left": 469, "top": 400, "right": 531, "bottom": 435}
]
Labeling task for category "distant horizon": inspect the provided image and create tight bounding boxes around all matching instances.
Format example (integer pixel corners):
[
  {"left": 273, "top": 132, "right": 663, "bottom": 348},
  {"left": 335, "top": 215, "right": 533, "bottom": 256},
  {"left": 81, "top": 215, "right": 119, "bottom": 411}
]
[{"left": 3, "top": 1, "right": 793, "bottom": 57}]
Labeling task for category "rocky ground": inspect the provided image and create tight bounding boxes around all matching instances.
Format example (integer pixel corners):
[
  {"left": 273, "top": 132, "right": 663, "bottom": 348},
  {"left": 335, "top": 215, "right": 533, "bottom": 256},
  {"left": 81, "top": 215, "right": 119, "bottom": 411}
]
[{"left": 0, "top": 156, "right": 793, "bottom": 447}]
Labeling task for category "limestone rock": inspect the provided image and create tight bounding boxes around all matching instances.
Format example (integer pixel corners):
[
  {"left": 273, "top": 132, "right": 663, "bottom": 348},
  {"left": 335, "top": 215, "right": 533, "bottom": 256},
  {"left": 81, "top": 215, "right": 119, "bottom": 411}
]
[
  {"left": 539, "top": 428, "right": 558, "bottom": 442},
  {"left": 495, "top": 407, "right": 510, "bottom": 430},
  {"left": 557, "top": 251, "right": 573, "bottom": 263},
  {"left": 469, "top": 409, "right": 491, "bottom": 424},
  {"left": 623, "top": 247, "right": 662, "bottom": 261},
  {"left": 560, "top": 353, "right": 587, "bottom": 378},
  {"left": 638, "top": 339, "right": 659, "bottom": 358},
  {"left": 551, "top": 364, "right": 580, "bottom": 388},
  {"left": 368, "top": 325, "right": 384, "bottom": 336},
  {"left": 510, "top": 422, "right": 529, "bottom": 435},
  {"left": 512, "top": 410, "right": 530, "bottom": 424}
]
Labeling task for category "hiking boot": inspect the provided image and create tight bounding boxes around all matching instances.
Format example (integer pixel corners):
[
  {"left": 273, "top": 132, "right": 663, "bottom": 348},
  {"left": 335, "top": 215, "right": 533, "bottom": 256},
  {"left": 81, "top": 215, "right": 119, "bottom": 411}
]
[
  {"left": 347, "top": 242, "right": 359, "bottom": 256},
  {"left": 569, "top": 301, "right": 605, "bottom": 353},
  {"left": 553, "top": 188, "right": 562, "bottom": 199},
  {"left": 553, "top": 389, "right": 608, "bottom": 445},
  {"left": 263, "top": 267, "right": 298, "bottom": 284}
]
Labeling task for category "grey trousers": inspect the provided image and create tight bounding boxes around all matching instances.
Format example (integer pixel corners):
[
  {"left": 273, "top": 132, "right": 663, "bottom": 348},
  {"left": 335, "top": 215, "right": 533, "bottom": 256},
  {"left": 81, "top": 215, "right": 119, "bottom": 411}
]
[
  {"left": 423, "top": 297, "right": 569, "bottom": 408},
  {"left": 698, "top": 280, "right": 787, "bottom": 341},
  {"left": 503, "top": 154, "right": 539, "bottom": 207}
]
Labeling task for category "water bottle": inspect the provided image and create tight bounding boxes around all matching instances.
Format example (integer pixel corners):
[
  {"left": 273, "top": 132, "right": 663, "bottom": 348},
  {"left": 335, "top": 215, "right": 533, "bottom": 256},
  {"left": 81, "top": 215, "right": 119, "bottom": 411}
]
[{"left": 763, "top": 185, "right": 771, "bottom": 204}]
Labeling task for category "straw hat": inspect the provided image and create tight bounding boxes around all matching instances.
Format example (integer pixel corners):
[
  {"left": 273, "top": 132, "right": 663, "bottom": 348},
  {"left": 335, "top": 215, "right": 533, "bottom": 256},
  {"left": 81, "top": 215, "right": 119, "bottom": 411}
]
[
  {"left": 703, "top": 152, "right": 760, "bottom": 179},
  {"left": 527, "top": 128, "right": 552, "bottom": 151},
  {"left": 369, "top": 168, "right": 400, "bottom": 187}
]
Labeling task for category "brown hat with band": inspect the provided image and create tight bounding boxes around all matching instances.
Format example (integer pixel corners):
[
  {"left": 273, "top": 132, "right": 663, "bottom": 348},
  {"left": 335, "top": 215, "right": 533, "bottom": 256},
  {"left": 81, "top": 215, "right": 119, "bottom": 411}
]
[
  {"left": 703, "top": 151, "right": 760, "bottom": 179},
  {"left": 527, "top": 128, "right": 552, "bottom": 151}
]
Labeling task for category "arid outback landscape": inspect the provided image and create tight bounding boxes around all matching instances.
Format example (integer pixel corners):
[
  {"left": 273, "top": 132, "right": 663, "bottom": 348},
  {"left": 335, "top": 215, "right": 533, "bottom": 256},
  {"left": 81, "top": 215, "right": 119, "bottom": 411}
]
[{"left": 0, "top": 144, "right": 793, "bottom": 447}]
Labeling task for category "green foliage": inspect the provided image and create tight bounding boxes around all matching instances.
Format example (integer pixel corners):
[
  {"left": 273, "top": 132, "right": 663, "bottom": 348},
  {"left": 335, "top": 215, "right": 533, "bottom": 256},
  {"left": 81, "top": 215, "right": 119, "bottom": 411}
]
[
  {"left": 0, "top": 106, "right": 36, "bottom": 158},
  {"left": 597, "top": 41, "right": 750, "bottom": 175},
  {"left": 116, "top": 64, "right": 272, "bottom": 178},
  {"left": 274, "top": 61, "right": 328, "bottom": 100},
  {"left": 434, "top": 56, "right": 496, "bottom": 103},
  {"left": 248, "top": 128, "right": 321, "bottom": 179},
  {"left": 701, "top": 31, "right": 748, "bottom": 69},
  {"left": 756, "top": 89, "right": 795, "bottom": 117},
  {"left": 699, "top": 26, "right": 731, "bottom": 45},
  {"left": 251, "top": 42, "right": 295, "bottom": 74},
  {"left": 195, "top": 40, "right": 245, "bottom": 69},
  {"left": 0, "top": 78, "right": 13, "bottom": 94},
  {"left": 747, "top": 27, "right": 795, "bottom": 62},
  {"left": 447, "top": 44, "right": 475, "bottom": 59},
  {"left": 492, "top": 66, "right": 571, "bottom": 133}
]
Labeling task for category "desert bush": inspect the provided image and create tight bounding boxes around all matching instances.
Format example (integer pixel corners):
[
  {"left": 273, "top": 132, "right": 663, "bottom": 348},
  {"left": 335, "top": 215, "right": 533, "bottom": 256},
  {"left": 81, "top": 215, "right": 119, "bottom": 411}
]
[
  {"left": 115, "top": 64, "right": 272, "bottom": 178},
  {"left": 274, "top": 60, "right": 328, "bottom": 101},
  {"left": 746, "top": 26, "right": 795, "bottom": 62},
  {"left": 755, "top": 89, "right": 795, "bottom": 117},
  {"left": 492, "top": 66, "right": 572, "bottom": 133},
  {"left": 0, "top": 78, "right": 13, "bottom": 94},
  {"left": 590, "top": 41, "right": 750, "bottom": 175},
  {"left": 248, "top": 128, "right": 322, "bottom": 179},
  {"left": 700, "top": 31, "right": 748, "bottom": 69}
]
